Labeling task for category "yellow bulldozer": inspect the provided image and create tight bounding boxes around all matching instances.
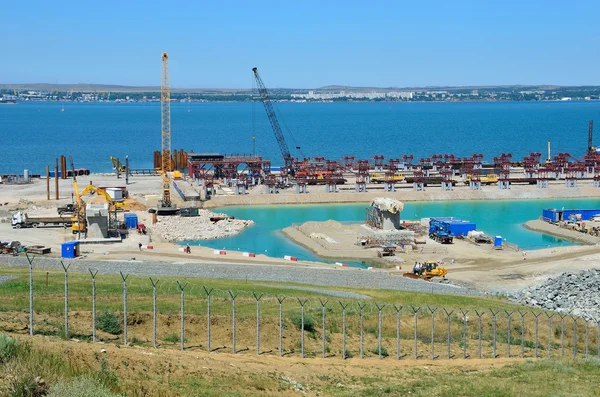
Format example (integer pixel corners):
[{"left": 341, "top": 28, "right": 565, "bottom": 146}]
[{"left": 403, "top": 260, "right": 447, "bottom": 281}]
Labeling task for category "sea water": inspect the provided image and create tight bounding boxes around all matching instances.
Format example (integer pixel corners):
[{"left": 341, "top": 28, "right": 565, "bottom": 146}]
[{"left": 1, "top": 100, "right": 600, "bottom": 175}]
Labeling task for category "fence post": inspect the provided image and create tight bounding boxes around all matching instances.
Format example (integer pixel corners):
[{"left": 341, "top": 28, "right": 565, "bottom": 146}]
[
  {"left": 490, "top": 309, "right": 499, "bottom": 358},
  {"left": 409, "top": 306, "right": 420, "bottom": 359},
  {"left": 228, "top": 290, "right": 238, "bottom": 354},
  {"left": 585, "top": 320, "right": 589, "bottom": 360},
  {"left": 319, "top": 299, "right": 328, "bottom": 358},
  {"left": 177, "top": 281, "right": 188, "bottom": 351},
  {"left": 445, "top": 309, "right": 455, "bottom": 359},
  {"left": 120, "top": 272, "right": 129, "bottom": 345},
  {"left": 475, "top": 310, "right": 483, "bottom": 359},
  {"left": 358, "top": 303, "right": 367, "bottom": 359},
  {"left": 339, "top": 302, "right": 349, "bottom": 359},
  {"left": 533, "top": 312, "right": 541, "bottom": 358},
  {"left": 427, "top": 306, "right": 438, "bottom": 360},
  {"left": 60, "top": 261, "right": 71, "bottom": 339},
  {"left": 26, "top": 253, "right": 35, "bottom": 336},
  {"left": 560, "top": 313, "right": 567, "bottom": 357},
  {"left": 571, "top": 315, "right": 578, "bottom": 359},
  {"left": 277, "top": 296, "right": 285, "bottom": 357},
  {"left": 252, "top": 292, "right": 264, "bottom": 355},
  {"left": 297, "top": 299, "right": 308, "bottom": 358},
  {"left": 505, "top": 310, "right": 513, "bottom": 358},
  {"left": 546, "top": 312, "right": 554, "bottom": 358},
  {"left": 203, "top": 287, "right": 214, "bottom": 352},
  {"left": 518, "top": 310, "right": 527, "bottom": 358},
  {"left": 149, "top": 278, "right": 159, "bottom": 348},
  {"left": 393, "top": 305, "right": 403, "bottom": 360},
  {"left": 597, "top": 320, "right": 600, "bottom": 360},
  {"left": 374, "top": 303, "right": 386, "bottom": 359},
  {"left": 460, "top": 309, "right": 469, "bottom": 359},
  {"left": 89, "top": 270, "right": 98, "bottom": 342}
]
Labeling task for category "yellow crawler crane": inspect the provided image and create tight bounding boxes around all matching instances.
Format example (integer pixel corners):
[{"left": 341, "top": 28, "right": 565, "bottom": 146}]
[{"left": 403, "top": 260, "right": 447, "bottom": 281}]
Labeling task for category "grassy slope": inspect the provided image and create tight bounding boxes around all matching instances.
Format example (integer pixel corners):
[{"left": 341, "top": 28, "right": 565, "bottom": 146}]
[{"left": 1, "top": 333, "right": 599, "bottom": 397}]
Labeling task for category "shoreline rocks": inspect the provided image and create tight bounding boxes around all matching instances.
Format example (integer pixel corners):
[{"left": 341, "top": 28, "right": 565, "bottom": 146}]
[
  {"left": 518, "top": 269, "right": 600, "bottom": 321},
  {"left": 149, "top": 210, "right": 254, "bottom": 242}
]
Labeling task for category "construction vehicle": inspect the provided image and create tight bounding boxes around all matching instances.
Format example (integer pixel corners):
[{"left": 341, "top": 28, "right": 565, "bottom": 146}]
[
  {"left": 57, "top": 203, "right": 76, "bottom": 215},
  {"left": 252, "top": 67, "right": 297, "bottom": 176},
  {"left": 80, "top": 183, "right": 126, "bottom": 211},
  {"left": 69, "top": 155, "right": 87, "bottom": 236},
  {"left": 464, "top": 173, "right": 499, "bottom": 185},
  {"left": 156, "top": 52, "right": 178, "bottom": 215},
  {"left": 403, "top": 260, "right": 448, "bottom": 281},
  {"left": 370, "top": 172, "right": 405, "bottom": 184},
  {"left": 11, "top": 212, "right": 72, "bottom": 229},
  {"left": 110, "top": 156, "right": 126, "bottom": 173}
]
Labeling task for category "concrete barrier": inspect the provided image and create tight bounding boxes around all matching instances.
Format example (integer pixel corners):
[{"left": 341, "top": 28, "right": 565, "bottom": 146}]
[
  {"left": 335, "top": 262, "right": 349, "bottom": 267},
  {"left": 213, "top": 250, "right": 226, "bottom": 255},
  {"left": 143, "top": 245, "right": 153, "bottom": 250},
  {"left": 242, "top": 252, "right": 256, "bottom": 258},
  {"left": 284, "top": 255, "right": 298, "bottom": 262}
]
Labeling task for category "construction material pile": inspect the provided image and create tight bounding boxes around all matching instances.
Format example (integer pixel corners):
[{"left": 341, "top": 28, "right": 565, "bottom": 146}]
[
  {"left": 519, "top": 269, "right": 600, "bottom": 321},
  {"left": 150, "top": 210, "right": 254, "bottom": 242}
]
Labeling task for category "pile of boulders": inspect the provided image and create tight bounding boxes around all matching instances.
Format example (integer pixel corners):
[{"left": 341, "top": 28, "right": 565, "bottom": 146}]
[
  {"left": 149, "top": 210, "right": 254, "bottom": 242},
  {"left": 519, "top": 269, "right": 600, "bottom": 321}
]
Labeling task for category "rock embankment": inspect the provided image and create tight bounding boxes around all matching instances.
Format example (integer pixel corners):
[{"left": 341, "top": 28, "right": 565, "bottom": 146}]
[
  {"left": 519, "top": 269, "right": 600, "bottom": 321},
  {"left": 149, "top": 210, "right": 254, "bottom": 242}
]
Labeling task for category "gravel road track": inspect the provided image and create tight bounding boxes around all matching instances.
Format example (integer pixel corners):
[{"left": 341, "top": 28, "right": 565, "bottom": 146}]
[{"left": 2, "top": 256, "right": 480, "bottom": 296}]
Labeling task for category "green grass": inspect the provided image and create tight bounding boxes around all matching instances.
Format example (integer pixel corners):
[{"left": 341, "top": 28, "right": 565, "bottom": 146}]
[{"left": 0, "top": 266, "right": 525, "bottom": 317}]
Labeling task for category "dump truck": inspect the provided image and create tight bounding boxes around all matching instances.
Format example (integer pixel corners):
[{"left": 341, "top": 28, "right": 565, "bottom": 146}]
[{"left": 11, "top": 211, "right": 72, "bottom": 229}]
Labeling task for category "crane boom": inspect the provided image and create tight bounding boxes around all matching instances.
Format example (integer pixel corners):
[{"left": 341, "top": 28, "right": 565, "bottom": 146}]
[
  {"left": 252, "top": 67, "right": 295, "bottom": 174},
  {"left": 161, "top": 52, "right": 172, "bottom": 207}
]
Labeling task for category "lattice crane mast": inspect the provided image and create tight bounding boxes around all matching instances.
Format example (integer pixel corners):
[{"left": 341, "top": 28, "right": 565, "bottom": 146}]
[
  {"left": 160, "top": 52, "right": 172, "bottom": 208},
  {"left": 252, "top": 67, "right": 295, "bottom": 175}
]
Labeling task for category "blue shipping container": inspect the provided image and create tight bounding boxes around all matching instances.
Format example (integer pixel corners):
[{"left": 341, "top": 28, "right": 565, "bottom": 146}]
[
  {"left": 61, "top": 241, "right": 80, "bottom": 258},
  {"left": 124, "top": 213, "right": 138, "bottom": 229},
  {"left": 542, "top": 208, "right": 600, "bottom": 222}
]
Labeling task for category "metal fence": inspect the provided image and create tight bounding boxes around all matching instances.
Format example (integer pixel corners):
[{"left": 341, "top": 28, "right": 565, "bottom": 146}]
[{"left": 13, "top": 255, "right": 600, "bottom": 361}]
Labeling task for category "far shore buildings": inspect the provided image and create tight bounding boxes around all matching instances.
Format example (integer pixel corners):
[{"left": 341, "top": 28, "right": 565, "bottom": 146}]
[{"left": 291, "top": 90, "right": 414, "bottom": 100}]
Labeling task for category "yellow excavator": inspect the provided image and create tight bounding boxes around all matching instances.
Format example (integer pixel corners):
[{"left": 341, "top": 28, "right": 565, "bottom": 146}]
[
  {"left": 69, "top": 156, "right": 87, "bottom": 235},
  {"left": 403, "top": 260, "right": 447, "bottom": 281},
  {"left": 80, "top": 183, "right": 126, "bottom": 211},
  {"left": 110, "top": 156, "right": 126, "bottom": 173}
]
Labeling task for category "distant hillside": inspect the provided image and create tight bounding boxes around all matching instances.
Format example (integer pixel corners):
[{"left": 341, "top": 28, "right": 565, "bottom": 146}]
[{"left": 1, "top": 83, "right": 597, "bottom": 94}]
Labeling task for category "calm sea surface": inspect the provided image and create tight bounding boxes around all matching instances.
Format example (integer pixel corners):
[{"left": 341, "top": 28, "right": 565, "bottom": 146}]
[
  {"left": 3, "top": 101, "right": 600, "bottom": 260},
  {"left": 2, "top": 101, "right": 600, "bottom": 174}
]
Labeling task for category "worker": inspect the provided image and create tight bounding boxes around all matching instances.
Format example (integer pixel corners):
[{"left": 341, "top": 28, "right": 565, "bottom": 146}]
[
  {"left": 522, "top": 251, "right": 527, "bottom": 261},
  {"left": 186, "top": 245, "right": 191, "bottom": 254},
  {"left": 413, "top": 262, "right": 419, "bottom": 275},
  {"left": 138, "top": 242, "right": 142, "bottom": 251}
]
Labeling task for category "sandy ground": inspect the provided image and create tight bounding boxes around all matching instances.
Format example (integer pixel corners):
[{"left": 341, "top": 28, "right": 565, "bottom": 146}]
[
  {"left": 282, "top": 218, "right": 600, "bottom": 293},
  {"left": 2, "top": 174, "right": 600, "bottom": 294}
]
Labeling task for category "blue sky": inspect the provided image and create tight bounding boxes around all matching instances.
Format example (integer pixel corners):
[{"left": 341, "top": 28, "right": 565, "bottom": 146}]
[{"left": 2, "top": 0, "right": 599, "bottom": 88}]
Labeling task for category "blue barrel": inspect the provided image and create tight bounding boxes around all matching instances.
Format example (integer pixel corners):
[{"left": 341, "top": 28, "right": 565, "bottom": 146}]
[
  {"left": 124, "top": 213, "right": 138, "bottom": 229},
  {"left": 494, "top": 236, "right": 503, "bottom": 247}
]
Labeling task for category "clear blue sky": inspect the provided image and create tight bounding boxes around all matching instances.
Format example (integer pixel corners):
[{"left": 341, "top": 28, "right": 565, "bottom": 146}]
[{"left": 2, "top": 0, "right": 599, "bottom": 88}]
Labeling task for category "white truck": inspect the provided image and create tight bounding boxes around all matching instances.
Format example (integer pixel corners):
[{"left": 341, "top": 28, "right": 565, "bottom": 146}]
[{"left": 11, "top": 211, "right": 72, "bottom": 229}]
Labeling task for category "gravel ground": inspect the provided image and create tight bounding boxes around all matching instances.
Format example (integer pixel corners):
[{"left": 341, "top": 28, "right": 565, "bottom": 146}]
[
  {"left": 1, "top": 256, "right": 481, "bottom": 296},
  {"left": 260, "top": 285, "right": 372, "bottom": 300},
  {"left": 0, "top": 276, "right": 16, "bottom": 284}
]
